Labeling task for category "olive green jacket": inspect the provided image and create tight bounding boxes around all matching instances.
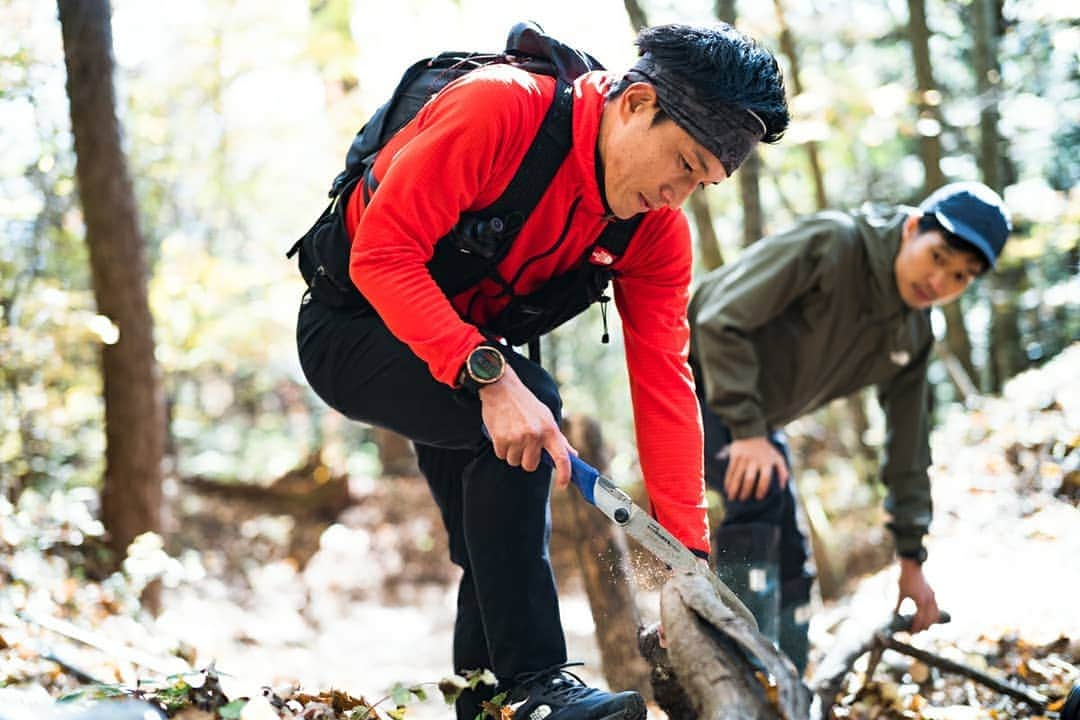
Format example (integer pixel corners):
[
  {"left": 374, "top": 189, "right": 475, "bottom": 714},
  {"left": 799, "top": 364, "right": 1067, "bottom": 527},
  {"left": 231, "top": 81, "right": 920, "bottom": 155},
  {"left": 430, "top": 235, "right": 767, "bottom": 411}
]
[{"left": 689, "top": 206, "right": 934, "bottom": 556}]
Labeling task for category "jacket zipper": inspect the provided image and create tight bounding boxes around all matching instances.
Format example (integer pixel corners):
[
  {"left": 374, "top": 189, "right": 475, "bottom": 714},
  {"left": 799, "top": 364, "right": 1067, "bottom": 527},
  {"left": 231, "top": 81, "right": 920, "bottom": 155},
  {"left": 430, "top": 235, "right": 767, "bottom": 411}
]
[{"left": 499, "top": 196, "right": 582, "bottom": 297}]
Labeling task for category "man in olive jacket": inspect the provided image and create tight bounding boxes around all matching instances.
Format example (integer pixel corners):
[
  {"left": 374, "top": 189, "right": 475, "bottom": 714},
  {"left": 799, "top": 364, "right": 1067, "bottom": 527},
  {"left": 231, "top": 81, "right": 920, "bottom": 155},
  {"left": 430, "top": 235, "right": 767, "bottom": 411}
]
[{"left": 689, "top": 182, "right": 1011, "bottom": 673}]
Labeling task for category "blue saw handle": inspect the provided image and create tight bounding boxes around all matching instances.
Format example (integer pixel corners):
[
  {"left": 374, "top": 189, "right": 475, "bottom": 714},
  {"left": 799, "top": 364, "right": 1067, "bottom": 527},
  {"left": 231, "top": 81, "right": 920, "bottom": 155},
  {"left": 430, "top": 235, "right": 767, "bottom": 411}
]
[
  {"left": 481, "top": 425, "right": 599, "bottom": 504},
  {"left": 563, "top": 453, "right": 600, "bottom": 504}
]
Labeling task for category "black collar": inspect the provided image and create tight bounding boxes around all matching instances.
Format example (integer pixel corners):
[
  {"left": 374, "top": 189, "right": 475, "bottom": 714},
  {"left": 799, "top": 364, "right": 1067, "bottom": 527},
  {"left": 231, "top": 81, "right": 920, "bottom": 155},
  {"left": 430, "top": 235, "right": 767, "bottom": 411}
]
[{"left": 594, "top": 136, "right": 616, "bottom": 220}]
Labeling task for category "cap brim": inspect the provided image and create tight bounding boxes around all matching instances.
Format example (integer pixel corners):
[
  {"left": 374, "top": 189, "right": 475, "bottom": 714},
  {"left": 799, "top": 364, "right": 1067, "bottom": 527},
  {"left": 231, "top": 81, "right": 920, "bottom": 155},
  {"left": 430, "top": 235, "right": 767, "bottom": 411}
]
[{"left": 933, "top": 211, "right": 997, "bottom": 269}]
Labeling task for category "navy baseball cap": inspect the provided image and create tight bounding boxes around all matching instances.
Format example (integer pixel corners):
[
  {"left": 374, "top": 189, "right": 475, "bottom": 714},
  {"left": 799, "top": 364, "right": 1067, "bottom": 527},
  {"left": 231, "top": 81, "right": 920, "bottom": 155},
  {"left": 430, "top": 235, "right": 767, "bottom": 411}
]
[{"left": 919, "top": 181, "right": 1012, "bottom": 268}]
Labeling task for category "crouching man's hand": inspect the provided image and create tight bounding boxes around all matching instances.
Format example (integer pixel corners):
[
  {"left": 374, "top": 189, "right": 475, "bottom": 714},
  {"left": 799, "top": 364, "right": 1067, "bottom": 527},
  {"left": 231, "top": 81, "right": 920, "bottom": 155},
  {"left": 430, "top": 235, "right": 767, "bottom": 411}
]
[
  {"left": 723, "top": 436, "right": 789, "bottom": 501},
  {"left": 896, "top": 556, "right": 940, "bottom": 633}
]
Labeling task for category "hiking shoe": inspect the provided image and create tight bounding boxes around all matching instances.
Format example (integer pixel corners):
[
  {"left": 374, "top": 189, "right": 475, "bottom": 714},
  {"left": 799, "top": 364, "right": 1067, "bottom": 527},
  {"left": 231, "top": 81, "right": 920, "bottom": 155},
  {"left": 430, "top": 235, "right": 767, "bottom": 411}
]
[
  {"left": 506, "top": 663, "right": 646, "bottom": 720},
  {"left": 1063, "top": 682, "right": 1080, "bottom": 720}
]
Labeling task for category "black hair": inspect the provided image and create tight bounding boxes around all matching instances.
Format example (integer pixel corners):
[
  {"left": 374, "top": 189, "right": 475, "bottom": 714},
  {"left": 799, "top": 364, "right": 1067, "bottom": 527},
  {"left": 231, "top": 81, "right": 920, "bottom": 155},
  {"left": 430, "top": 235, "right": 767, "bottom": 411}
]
[
  {"left": 610, "top": 23, "right": 789, "bottom": 144},
  {"left": 917, "top": 214, "right": 990, "bottom": 275}
]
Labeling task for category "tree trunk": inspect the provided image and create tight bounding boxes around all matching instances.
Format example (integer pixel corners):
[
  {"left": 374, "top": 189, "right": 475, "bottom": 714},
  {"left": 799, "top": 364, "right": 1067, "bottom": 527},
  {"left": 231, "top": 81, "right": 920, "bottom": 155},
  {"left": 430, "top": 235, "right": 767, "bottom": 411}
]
[
  {"left": 973, "top": 0, "right": 1024, "bottom": 391},
  {"left": 58, "top": 0, "right": 165, "bottom": 572},
  {"left": 941, "top": 301, "right": 978, "bottom": 386},
  {"left": 773, "top": 0, "right": 828, "bottom": 212},
  {"left": 843, "top": 389, "right": 876, "bottom": 483},
  {"left": 622, "top": 0, "right": 648, "bottom": 35},
  {"left": 987, "top": 267, "right": 1025, "bottom": 392},
  {"left": 373, "top": 427, "right": 418, "bottom": 476},
  {"left": 551, "top": 415, "right": 653, "bottom": 698},
  {"left": 689, "top": 191, "right": 724, "bottom": 271},
  {"left": 905, "top": 0, "right": 946, "bottom": 193},
  {"left": 972, "top": 0, "right": 1005, "bottom": 195},
  {"left": 737, "top": 150, "right": 764, "bottom": 247},
  {"left": 714, "top": 0, "right": 736, "bottom": 25},
  {"left": 905, "top": 0, "right": 978, "bottom": 387},
  {"left": 711, "top": 1, "right": 765, "bottom": 247}
]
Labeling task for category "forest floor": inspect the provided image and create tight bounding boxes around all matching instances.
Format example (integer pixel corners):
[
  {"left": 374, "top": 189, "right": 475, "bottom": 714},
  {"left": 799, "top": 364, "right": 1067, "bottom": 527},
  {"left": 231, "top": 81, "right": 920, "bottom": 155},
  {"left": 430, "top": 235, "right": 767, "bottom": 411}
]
[{"left": 0, "top": 343, "right": 1077, "bottom": 720}]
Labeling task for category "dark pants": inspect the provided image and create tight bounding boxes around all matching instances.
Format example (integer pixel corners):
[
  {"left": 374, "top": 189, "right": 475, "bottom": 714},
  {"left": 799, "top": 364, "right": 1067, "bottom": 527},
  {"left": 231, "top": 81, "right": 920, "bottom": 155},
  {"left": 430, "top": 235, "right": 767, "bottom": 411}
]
[
  {"left": 297, "top": 295, "right": 567, "bottom": 714},
  {"left": 691, "top": 360, "right": 814, "bottom": 607}
]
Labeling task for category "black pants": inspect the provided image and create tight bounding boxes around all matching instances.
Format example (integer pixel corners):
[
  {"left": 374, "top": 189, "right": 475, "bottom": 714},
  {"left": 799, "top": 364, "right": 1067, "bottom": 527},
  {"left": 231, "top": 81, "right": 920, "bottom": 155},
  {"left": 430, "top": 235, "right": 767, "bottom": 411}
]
[
  {"left": 691, "top": 359, "right": 814, "bottom": 607},
  {"left": 297, "top": 295, "right": 567, "bottom": 707}
]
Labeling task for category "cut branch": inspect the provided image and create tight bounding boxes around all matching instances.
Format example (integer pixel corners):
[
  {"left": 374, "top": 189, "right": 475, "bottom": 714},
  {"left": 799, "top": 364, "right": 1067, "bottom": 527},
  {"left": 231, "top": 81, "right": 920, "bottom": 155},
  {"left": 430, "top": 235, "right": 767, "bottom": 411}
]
[{"left": 881, "top": 635, "right": 1048, "bottom": 710}]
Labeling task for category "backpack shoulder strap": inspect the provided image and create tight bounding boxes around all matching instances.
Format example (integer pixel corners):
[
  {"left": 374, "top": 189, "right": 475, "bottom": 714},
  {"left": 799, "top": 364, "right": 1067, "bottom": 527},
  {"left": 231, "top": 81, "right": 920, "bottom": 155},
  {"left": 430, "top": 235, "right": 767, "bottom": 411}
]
[
  {"left": 481, "top": 78, "right": 574, "bottom": 222},
  {"left": 427, "top": 78, "right": 576, "bottom": 297}
]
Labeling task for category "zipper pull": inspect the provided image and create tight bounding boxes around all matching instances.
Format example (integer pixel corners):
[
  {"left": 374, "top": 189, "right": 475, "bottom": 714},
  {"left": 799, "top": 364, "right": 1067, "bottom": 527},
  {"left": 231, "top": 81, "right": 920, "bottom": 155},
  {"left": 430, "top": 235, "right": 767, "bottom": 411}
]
[{"left": 600, "top": 294, "right": 610, "bottom": 344}]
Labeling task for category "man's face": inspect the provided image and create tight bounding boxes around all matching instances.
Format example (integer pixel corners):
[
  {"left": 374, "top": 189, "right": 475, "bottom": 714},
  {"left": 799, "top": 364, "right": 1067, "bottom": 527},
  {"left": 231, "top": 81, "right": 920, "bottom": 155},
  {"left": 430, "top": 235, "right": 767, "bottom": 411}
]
[
  {"left": 599, "top": 83, "right": 729, "bottom": 219},
  {"left": 894, "top": 215, "right": 984, "bottom": 310}
]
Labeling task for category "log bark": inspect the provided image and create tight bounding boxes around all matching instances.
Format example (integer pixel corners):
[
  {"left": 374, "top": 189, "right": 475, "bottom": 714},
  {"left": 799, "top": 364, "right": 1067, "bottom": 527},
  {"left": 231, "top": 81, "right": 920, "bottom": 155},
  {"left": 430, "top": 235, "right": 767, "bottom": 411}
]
[
  {"left": 638, "top": 625, "right": 696, "bottom": 720},
  {"left": 656, "top": 572, "right": 810, "bottom": 719}
]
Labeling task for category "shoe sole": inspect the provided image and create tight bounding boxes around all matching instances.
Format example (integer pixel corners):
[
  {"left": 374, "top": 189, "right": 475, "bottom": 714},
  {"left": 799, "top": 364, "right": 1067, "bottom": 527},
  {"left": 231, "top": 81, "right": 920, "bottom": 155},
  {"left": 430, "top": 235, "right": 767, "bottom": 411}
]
[{"left": 593, "top": 694, "right": 646, "bottom": 720}]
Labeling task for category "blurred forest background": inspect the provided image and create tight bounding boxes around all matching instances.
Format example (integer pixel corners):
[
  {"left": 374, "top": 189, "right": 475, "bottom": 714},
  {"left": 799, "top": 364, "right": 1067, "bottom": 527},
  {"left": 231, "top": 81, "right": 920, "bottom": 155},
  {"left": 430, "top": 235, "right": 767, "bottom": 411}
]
[{"left": 0, "top": 0, "right": 1078, "bottom": 717}]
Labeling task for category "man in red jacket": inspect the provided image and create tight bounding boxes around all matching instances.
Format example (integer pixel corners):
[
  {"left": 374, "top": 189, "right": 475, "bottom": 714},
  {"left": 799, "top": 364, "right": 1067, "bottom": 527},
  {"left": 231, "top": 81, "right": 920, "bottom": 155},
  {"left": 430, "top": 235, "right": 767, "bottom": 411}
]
[{"left": 297, "top": 23, "right": 788, "bottom": 720}]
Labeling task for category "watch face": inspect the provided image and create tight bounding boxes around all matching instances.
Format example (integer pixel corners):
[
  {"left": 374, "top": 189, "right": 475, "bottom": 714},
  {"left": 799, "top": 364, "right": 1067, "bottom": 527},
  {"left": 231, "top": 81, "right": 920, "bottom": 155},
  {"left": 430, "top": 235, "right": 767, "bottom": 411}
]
[{"left": 470, "top": 346, "right": 505, "bottom": 383}]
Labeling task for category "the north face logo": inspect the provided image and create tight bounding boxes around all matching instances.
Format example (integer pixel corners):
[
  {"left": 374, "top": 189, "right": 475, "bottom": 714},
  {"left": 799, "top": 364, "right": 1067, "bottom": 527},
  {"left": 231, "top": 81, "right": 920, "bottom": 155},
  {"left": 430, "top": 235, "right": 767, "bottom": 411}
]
[
  {"left": 590, "top": 247, "right": 615, "bottom": 265},
  {"left": 529, "top": 705, "right": 552, "bottom": 720}
]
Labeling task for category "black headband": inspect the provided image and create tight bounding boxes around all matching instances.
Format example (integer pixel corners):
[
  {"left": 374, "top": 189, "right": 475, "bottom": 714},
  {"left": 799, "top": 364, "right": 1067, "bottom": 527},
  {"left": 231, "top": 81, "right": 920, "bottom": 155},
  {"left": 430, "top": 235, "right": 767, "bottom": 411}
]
[{"left": 627, "top": 54, "right": 766, "bottom": 176}]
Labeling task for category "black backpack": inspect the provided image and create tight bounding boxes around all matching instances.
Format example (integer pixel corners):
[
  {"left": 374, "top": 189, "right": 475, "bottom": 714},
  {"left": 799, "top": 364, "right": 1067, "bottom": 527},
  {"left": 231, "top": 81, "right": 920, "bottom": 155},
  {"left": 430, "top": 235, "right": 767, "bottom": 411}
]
[{"left": 288, "top": 22, "right": 643, "bottom": 353}]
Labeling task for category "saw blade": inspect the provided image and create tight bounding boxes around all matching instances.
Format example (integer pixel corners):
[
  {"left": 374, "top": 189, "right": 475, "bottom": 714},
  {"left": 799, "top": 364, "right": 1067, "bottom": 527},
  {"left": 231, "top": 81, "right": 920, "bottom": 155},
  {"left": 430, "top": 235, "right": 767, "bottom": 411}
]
[{"left": 591, "top": 474, "right": 702, "bottom": 575}]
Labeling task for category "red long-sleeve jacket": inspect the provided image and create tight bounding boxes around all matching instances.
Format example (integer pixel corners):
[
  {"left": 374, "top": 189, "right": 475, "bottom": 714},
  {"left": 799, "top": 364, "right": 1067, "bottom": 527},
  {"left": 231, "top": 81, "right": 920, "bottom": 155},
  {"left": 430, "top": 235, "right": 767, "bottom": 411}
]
[{"left": 345, "top": 65, "right": 708, "bottom": 554}]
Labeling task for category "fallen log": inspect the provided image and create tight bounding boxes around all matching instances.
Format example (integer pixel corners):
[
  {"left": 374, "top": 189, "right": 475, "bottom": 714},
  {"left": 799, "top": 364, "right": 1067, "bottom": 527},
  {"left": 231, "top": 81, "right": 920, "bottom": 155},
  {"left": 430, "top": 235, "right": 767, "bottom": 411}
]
[
  {"left": 646, "top": 571, "right": 810, "bottom": 720},
  {"left": 181, "top": 451, "right": 349, "bottom": 519},
  {"left": 638, "top": 623, "right": 695, "bottom": 720}
]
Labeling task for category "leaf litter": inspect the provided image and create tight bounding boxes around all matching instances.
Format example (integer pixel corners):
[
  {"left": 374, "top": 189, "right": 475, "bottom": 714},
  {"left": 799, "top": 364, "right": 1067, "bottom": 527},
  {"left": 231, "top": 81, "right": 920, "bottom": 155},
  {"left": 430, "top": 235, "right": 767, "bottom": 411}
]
[{"left": 1, "top": 345, "right": 1078, "bottom": 719}]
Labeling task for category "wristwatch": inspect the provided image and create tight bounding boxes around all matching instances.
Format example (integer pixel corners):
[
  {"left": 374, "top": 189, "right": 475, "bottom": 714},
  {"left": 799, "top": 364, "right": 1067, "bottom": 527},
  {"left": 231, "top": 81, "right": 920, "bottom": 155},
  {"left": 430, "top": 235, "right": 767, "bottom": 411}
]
[
  {"left": 899, "top": 546, "right": 928, "bottom": 565},
  {"left": 459, "top": 344, "right": 506, "bottom": 393}
]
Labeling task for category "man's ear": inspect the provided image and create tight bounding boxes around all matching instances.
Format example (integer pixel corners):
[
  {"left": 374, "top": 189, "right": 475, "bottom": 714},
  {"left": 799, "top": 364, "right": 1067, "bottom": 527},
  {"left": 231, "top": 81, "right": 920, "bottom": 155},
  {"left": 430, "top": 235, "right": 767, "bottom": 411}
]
[
  {"left": 620, "top": 82, "right": 658, "bottom": 116},
  {"left": 901, "top": 214, "right": 920, "bottom": 244}
]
